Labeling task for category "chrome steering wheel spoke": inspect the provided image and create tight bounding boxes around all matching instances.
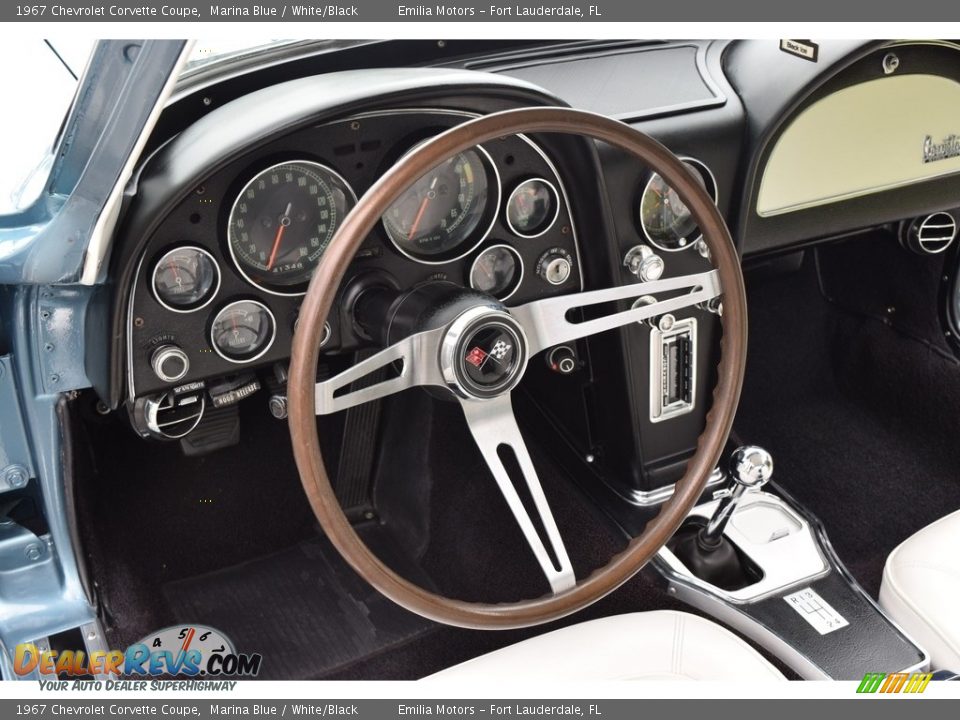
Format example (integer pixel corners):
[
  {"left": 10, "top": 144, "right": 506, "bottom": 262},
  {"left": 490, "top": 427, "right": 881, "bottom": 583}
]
[
  {"left": 459, "top": 393, "right": 576, "bottom": 594},
  {"left": 314, "top": 326, "right": 447, "bottom": 415},
  {"left": 512, "top": 269, "right": 721, "bottom": 355}
]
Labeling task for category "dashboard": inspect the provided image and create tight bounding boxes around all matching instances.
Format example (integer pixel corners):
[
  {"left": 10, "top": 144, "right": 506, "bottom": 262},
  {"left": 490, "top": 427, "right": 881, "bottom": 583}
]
[
  {"left": 108, "top": 39, "right": 960, "bottom": 503},
  {"left": 126, "top": 109, "right": 584, "bottom": 405}
]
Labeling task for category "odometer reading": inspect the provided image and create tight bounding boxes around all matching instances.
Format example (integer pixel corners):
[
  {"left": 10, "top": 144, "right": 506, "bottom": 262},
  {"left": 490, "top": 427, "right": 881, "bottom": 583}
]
[{"left": 227, "top": 161, "right": 356, "bottom": 293}]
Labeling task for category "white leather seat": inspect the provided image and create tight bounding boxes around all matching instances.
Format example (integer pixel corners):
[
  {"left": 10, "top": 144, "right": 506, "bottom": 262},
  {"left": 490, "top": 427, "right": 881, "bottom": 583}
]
[
  {"left": 428, "top": 610, "right": 784, "bottom": 681},
  {"left": 880, "top": 509, "right": 960, "bottom": 670}
]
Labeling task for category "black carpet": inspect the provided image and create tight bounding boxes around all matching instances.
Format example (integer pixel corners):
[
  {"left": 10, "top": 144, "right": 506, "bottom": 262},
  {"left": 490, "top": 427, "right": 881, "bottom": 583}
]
[
  {"left": 735, "top": 236, "right": 960, "bottom": 598},
  {"left": 73, "top": 396, "right": 342, "bottom": 649},
  {"left": 163, "top": 527, "right": 434, "bottom": 680}
]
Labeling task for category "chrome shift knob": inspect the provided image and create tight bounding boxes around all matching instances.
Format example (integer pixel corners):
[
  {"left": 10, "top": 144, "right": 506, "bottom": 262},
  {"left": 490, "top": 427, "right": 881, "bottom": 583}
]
[
  {"left": 729, "top": 446, "right": 774, "bottom": 489},
  {"left": 698, "top": 445, "right": 773, "bottom": 549}
]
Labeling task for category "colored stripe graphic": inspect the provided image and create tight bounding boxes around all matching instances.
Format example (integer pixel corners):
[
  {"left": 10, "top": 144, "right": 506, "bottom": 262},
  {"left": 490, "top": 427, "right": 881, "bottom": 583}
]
[
  {"left": 881, "top": 673, "right": 908, "bottom": 693},
  {"left": 857, "top": 673, "right": 886, "bottom": 693},
  {"left": 905, "top": 673, "right": 933, "bottom": 693},
  {"left": 857, "top": 672, "right": 933, "bottom": 694}
]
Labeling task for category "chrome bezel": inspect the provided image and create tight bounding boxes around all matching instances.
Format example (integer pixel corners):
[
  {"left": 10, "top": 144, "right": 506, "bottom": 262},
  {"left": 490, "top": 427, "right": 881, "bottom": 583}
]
[
  {"left": 144, "top": 391, "right": 206, "bottom": 440},
  {"left": 381, "top": 144, "right": 502, "bottom": 266},
  {"left": 439, "top": 306, "right": 530, "bottom": 400},
  {"left": 151, "top": 346, "right": 190, "bottom": 384},
  {"left": 209, "top": 299, "right": 278, "bottom": 365},
  {"left": 151, "top": 245, "right": 221, "bottom": 314},
  {"left": 639, "top": 156, "right": 719, "bottom": 253},
  {"left": 468, "top": 243, "right": 525, "bottom": 302},
  {"left": 649, "top": 316, "right": 698, "bottom": 423},
  {"left": 226, "top": 159, "right": 359, "bottom": 297},
  {"left": 916, "top": 211, "right": 958, "bottom": 254},
  {"left": 505, "top": 177, "right": 561, "bottom": 239}
]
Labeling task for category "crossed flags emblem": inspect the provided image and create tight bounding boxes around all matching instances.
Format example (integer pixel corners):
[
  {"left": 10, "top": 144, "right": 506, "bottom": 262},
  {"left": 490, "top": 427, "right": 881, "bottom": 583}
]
[{"left": 489, "top": 340, "right": 511, "bottom": 361}]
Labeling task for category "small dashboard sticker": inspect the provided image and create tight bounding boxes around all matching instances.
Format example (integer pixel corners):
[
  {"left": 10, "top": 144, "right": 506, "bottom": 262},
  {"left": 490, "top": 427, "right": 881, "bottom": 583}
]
[
  {"left": 784, "top": 587, "right": 850, "bottom": 635},
  {"left": 780, "top": 39, "right": 820, "bottom": 63}
]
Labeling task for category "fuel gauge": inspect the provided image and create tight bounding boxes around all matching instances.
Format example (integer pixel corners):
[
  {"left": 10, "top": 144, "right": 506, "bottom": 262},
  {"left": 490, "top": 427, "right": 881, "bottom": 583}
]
[
  {"left": 210, "top": 300, "right": 276, "bottom": 363},
  {"left": 152, "top": 246, "right": 220, "bottom": 312},
  {"left": 470, "top": 244, "right": 523, "bottom": 300}
]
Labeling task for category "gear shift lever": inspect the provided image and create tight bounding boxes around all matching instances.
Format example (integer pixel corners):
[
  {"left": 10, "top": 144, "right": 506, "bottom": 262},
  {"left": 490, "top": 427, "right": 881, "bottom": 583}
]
[
  {"left": 667, "top": 445, "right": 773, "bottom": 590},
  {"left": 699, "top": 446, "right": 774, "bottom": 549}
]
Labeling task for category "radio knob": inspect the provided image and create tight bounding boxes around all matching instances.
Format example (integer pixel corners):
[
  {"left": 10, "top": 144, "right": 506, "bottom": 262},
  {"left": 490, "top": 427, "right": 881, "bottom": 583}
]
[
  {"left": 623, "top": 244, "right": 665, "bottom": 282},
  {"left": 151, "top": 345, "right": 190, "bottom": 384}
]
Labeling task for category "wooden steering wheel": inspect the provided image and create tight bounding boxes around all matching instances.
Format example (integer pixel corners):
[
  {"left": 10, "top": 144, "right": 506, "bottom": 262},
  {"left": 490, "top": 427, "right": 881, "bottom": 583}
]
[{"left": 288, "top": 107, "right": 747, "bottom": 630}]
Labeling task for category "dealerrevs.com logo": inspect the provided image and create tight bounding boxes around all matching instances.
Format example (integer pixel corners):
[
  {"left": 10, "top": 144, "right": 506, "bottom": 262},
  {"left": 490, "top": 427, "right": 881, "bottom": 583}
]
[{"left": 14, "top": 625, "right": 262, "bottom": 679}]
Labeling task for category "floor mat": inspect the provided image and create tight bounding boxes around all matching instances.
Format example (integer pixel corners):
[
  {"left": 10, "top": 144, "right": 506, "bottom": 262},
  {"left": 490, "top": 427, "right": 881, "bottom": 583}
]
[
  {"left": 735, "top": 245, "right": 960, "bottom": 598},
  {"left": 162, "top": 528, "right": 435, "bottom": 680}
]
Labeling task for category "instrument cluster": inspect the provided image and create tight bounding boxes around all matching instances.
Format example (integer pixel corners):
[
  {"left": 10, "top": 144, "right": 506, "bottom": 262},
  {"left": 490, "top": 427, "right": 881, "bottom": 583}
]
[{"left": 128, "top": 109, "right": 583, "bottom": 401}]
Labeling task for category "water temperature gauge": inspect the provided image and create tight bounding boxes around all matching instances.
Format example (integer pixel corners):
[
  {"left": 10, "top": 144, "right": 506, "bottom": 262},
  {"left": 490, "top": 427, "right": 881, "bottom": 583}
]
[{"left": 210, "top": 300, "right": 276, "bottom": 364}]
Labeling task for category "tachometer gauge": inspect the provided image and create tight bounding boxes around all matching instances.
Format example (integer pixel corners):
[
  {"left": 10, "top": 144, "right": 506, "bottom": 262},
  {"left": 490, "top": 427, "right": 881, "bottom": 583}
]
[
  {"left": 382, "top": 146, "right": 499, "bottom": 263},
  {"left": 639, "top": 158, "right": 717, "bottom": 252},
  {"left": 506, "top": 178, "right": 559, "bottom": 238},
  {"left": 152, "top": 246, "right": 220, "bottom": 312},
  {"left": 228, "top": 160, "right": 356, "bottom": 294},
  {"left": 210, "top": 300, "right": 276, "bottom": 363},
  {"left": 470, "top": 244, "right": 523, "bottom": 300}
]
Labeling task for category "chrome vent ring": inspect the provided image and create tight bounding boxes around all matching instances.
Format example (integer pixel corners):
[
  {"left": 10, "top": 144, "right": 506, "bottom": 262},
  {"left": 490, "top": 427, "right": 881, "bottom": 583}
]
[{"left": 902, "top": 211, "right": 958, "bottom": 255}]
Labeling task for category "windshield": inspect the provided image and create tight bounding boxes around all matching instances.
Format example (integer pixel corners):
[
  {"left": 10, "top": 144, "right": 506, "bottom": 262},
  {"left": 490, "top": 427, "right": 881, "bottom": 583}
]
[
  {"left": 0, "top": 39, "right": 94, "bottom": 215},
  {"left": 185, "top": 39, "right": 298, "bottom": 71},
  {"left": 182, "top": 39, "right": 372, "bottom": 78}
]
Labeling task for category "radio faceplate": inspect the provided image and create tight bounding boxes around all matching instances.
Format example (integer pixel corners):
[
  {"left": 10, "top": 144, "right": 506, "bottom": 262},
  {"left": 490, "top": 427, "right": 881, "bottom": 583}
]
[{"left": 649, "top": 316, "right": 697, "bottom": 423}]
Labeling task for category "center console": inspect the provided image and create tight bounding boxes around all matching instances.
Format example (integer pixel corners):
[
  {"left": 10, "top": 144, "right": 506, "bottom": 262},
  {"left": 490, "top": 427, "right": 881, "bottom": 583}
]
[{"left": 655, "top": 446, "right": 929, "bottom": 680}]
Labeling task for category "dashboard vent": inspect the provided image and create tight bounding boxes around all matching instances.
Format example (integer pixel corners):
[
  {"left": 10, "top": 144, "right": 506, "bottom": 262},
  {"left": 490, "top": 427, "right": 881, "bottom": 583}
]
[
  {"left": 905, "top": 212, "right": 957, "bottom": 255},
  {"left": 902, "top": 212, "right": 958, "bottom": 255},
  {"left": 144, "top": 390, "right": 205, "bottom": 440}
]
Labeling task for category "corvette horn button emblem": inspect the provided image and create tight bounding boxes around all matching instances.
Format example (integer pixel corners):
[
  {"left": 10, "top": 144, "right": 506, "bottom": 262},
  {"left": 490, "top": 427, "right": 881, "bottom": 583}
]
[{"left": 453, "top": 319, "right": 526, "bottom": 398}]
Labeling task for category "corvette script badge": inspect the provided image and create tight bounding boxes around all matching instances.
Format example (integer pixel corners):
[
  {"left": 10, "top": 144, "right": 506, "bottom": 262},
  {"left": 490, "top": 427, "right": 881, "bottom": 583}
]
[{"left": 923, "top": 134, "right": 960, "bottom": 163}]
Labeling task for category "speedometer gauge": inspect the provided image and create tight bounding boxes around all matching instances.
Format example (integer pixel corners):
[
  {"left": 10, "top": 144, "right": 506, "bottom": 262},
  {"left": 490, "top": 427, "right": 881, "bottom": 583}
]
[
  {"left": 639, "top": 158, "right": 717, "bottom": 252},
  {"left": 227, "top": 160, "right": 356, "bottom": 294},
  {"left": 382, "top": 146, "right": 499, "bottom": 263}
]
